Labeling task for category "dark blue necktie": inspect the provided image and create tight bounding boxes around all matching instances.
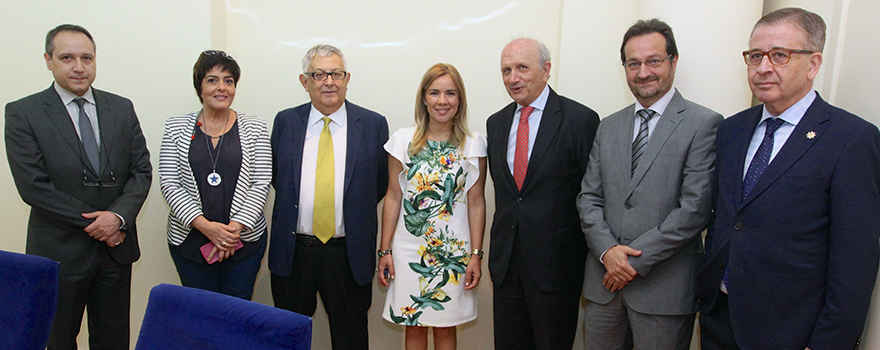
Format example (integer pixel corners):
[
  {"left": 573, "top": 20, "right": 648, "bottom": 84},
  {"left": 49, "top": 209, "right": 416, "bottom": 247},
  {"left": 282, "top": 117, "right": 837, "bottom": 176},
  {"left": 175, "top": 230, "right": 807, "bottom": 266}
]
[{"left": 742, "top": 118, "right": 784, "bottom": 199}]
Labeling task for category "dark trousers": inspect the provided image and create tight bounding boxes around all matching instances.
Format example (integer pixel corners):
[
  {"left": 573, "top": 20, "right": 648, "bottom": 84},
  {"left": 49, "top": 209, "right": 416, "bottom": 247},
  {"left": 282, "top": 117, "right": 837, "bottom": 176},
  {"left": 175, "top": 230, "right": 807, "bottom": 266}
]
[
  {"left": 271, "top": 236, "right": 371, "bottom": 350},
  {"left": 169, "top": 241, "right": 265, "bottom": 300},
  {"left": 49, "top": 248, "right": 131, "bottom": 350},
  {"left": 699, "top": 292, "right": 741, "bottom": 350},
  {"left": 493, "top": 238, "right": 581, "bottom": 350}
]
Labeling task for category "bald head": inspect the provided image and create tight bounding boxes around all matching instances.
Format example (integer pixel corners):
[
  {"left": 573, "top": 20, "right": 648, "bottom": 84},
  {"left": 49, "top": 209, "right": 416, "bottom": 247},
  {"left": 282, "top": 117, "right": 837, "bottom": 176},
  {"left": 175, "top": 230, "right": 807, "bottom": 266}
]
[{"left": 500, "top": 38, "right": 552, "bottom": 106}]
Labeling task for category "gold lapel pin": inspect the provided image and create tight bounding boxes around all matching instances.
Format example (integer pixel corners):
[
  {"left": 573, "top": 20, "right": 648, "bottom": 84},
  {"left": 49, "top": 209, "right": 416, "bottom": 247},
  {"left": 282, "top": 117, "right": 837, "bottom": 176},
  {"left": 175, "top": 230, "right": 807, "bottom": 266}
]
[{"left": 806, "top": 131, "right": 816, "bottom": 139}]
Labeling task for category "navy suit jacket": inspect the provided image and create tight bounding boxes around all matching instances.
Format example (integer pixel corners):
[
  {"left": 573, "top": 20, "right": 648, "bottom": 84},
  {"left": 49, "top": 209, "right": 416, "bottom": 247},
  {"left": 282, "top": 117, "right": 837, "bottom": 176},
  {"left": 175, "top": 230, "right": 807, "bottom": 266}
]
[
  {"left": 486, "top": 87, "right": 600, "bottom": 292},
  {"left": 268, "top": 101, "right": 388, "bottom": 286},
  {"left": 698, "top": 95, "right": 880, "bottom": 349}
]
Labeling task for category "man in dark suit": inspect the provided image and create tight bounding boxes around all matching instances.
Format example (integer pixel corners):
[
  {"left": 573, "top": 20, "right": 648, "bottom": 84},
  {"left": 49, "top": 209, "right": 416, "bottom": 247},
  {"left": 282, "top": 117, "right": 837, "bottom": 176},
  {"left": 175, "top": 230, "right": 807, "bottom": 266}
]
[
  {"left": 486, "top": 38, "right": 600, "bottom": 350},
  {"left": 697, "top": 8, "right": 880, "bottom": 350},
  {"left": 578, "top": 19, "right": 722, "bottom": 349},
  {"left": 5, "top": 24, "right": 152, "bottom": 350},
  {"left": 269, "top": 44, "right": 388, "bottom": 350}
]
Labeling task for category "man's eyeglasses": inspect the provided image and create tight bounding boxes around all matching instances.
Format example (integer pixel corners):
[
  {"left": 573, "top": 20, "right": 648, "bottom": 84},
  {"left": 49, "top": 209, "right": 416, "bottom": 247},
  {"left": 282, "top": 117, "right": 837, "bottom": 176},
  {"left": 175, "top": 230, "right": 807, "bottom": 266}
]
[
  {"left": 83, "top": 170, "right": 118, "bottom": 188},
  {"left": 742, "top": 48, "right": 815, "bottom": 66},
  {"left": 623, "top": 54, "right": 674, "bottom": 71},
  {"left": 305, "top": 70, "right": 347, "bottom": 81},
  {"left": 202, "top": 50, "right": 236, "bottom": 61}
]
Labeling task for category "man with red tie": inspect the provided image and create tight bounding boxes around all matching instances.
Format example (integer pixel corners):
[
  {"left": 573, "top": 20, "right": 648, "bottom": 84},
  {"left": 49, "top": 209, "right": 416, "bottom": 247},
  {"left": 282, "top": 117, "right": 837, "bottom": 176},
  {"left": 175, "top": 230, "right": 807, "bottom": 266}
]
[{"left": 486, "top": 38, "right": 600, "bottom": 350}]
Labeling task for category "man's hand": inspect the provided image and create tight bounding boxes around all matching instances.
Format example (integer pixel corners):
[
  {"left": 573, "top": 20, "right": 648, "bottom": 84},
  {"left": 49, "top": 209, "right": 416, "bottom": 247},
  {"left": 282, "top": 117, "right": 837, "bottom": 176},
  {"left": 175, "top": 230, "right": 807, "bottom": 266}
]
[
  {"left": 603, "top": 272, "right": 628, "bottom": 292},
  {"left": 83, "top": 211, "right": 122, "bottom": 241},
  {"left": 102, "top": 231, "right": 126, "bottom": 248},
  {"left": 602, "top": 245, "right": 641, "bottom": 284}
]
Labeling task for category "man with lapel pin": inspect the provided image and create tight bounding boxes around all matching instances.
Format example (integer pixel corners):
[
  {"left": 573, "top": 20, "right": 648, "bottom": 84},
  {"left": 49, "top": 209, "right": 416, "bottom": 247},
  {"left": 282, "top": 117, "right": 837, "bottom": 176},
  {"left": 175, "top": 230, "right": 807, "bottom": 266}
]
[
  {"left": 577, "top": 19, "right": 722, "bottom": 349},
  {"left": 486, "top": 38, "right": 600, "bottom": 350},
  {"left": 5, "top": 24, "right": 152, "bottom": 349},
  {"left": 697, "top": 7, "right": 880, "bottom": 350}
]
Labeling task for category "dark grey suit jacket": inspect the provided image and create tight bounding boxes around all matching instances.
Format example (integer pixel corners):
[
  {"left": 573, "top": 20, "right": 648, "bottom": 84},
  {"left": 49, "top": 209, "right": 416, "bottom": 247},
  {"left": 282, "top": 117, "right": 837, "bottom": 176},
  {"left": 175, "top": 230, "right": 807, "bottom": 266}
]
[
  {"left": 5, "top": 86, "right": 152, "bottom": 276},
  {"left": 578, "top": 90, "right": 721, "bottom": 315},
  {"left": 486, "top": 87, "right": 600, "bottom": 292}
]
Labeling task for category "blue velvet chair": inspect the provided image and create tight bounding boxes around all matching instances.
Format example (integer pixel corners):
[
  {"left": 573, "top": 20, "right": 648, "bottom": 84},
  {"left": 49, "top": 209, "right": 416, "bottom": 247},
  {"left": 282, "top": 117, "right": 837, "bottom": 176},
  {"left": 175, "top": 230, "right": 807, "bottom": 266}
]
[
  {"left": 136, "top": 284, "right": 312, "bottom": 350},
  {"left": 0, "top": 250, "right": 60, "bottom": 350}
]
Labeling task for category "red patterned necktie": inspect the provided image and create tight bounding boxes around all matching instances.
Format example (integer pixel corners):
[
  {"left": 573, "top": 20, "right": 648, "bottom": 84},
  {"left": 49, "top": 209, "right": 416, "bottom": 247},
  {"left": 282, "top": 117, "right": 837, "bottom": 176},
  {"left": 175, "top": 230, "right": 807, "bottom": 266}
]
[{"left": 514, "top": 106, "right": 535, "bottom": 190}]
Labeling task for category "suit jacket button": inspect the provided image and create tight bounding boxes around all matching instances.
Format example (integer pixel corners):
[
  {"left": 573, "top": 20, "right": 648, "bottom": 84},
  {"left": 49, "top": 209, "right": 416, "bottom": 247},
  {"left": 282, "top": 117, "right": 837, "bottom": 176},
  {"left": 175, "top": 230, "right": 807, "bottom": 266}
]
[
  {"left": 734, "top": 222, "right": 743, "bottom": 231},
  {"left": 625, "top": 203, "right": 632, "bottom": 209},
  {"left": 517, "top": 197, "right": 523, "bottom": 203}
]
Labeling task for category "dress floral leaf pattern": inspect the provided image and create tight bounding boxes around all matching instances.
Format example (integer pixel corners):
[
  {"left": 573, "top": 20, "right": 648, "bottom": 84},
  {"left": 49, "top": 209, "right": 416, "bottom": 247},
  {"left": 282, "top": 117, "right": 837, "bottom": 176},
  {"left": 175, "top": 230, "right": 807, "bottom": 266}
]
[
  {"left": 383, "top": 127, "right": 485, "bottom": 328},
  {"left": 388, "top": 139, "right": 471, "bottom": 326}
]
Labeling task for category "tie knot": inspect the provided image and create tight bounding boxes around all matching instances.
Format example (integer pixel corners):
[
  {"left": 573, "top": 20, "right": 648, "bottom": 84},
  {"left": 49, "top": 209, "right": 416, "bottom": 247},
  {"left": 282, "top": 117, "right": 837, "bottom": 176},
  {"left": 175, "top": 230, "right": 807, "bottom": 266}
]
[
  {"left": 764, "top": 118, "right": 784, "bottom": 134},
  {"left": 520, "top": 106, "right": 535, "bottom": 121},
  {"left": 637, "top": 109, "right": 655, "bottom": 122},
  {"left": 321, "top": 116, "right": 332, "bottom": 128},
  {"left": 74, "top": 97, "right": 86, "bottom": 109}
]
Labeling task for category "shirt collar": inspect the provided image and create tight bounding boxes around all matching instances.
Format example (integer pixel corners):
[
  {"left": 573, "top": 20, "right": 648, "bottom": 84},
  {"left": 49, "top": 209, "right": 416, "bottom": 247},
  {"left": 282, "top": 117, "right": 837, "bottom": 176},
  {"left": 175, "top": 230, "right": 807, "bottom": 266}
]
[
  {"left": 634, "top": 87, "right": 676, "bottom": 117},
  {"left": 760, "top": 90, "right": 816, "bottom": 127},
  {"left": 308, "top": 101, "right": 347, "bottom": 128},
  {"left": 517, "top": 85, "right": 551, "bottom": 113},
  {"left": 54, "top": 81, "right": 95, "bottom": 106}
]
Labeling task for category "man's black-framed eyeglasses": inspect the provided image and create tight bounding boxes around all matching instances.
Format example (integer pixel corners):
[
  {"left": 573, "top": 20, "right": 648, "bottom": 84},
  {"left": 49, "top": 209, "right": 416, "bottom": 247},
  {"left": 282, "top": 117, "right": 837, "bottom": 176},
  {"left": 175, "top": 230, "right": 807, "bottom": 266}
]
[{"left": 305, "top": 70, "right": 347, "bottom": 81}]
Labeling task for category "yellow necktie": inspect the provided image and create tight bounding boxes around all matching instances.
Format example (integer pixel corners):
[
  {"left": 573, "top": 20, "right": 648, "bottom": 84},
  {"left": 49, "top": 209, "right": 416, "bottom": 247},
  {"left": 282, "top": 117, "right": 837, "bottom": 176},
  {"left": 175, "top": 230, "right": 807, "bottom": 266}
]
[{"left": 314, "top": 117, "right": 335, "bottom": 243}]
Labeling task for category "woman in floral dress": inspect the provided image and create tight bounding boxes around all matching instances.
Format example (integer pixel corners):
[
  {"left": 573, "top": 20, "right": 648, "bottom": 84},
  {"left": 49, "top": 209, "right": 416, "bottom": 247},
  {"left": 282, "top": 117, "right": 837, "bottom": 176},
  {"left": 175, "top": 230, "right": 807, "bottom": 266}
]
[{"left": 377, "top": 63, "right": 487, "bottom": 350}]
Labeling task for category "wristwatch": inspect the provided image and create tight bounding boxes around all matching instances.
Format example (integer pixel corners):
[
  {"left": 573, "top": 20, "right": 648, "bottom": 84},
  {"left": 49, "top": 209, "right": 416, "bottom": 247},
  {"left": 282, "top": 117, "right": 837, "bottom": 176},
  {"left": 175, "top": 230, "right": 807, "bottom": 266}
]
[{"left": 471, "top": 248, "right": 484, "bottom": 259}]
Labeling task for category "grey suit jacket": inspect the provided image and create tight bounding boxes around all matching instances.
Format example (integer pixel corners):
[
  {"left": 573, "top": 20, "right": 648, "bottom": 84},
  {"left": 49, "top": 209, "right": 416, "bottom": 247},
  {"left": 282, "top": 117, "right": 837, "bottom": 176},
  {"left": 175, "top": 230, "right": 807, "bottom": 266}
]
[
  {"left": 5, "top": 86, "right": 152, "bottom": 276},
  {"left": 576, "top": 90, "right": 721, "bottom": 315}
]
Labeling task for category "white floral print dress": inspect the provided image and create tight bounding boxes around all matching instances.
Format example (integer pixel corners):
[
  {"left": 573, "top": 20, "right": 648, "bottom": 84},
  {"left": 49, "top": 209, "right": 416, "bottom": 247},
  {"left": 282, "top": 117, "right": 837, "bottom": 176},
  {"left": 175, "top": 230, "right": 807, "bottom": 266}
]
[{"left": 382, "top": 126, "right": 487, "bottom": 327}]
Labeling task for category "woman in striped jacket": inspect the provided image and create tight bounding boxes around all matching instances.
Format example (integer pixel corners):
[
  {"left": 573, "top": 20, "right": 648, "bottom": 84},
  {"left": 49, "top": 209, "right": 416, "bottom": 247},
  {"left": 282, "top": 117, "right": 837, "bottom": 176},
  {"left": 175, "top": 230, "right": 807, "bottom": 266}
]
[{"left": 159, "top": 50, "right": 271, "bottom": 299}]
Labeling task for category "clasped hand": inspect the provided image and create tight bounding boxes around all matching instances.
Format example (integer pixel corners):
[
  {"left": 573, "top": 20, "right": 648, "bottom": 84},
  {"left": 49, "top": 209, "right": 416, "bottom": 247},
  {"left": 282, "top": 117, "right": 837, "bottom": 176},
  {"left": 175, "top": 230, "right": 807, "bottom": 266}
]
[
  {"left": 83, "top": 211, "right": 125, "bottom": 247},
  {"left": 194, "top": 217, "right": 243, "bottom": 263},
  {"left": 602, "top": 245, "right": 641, "bottom": 292}
]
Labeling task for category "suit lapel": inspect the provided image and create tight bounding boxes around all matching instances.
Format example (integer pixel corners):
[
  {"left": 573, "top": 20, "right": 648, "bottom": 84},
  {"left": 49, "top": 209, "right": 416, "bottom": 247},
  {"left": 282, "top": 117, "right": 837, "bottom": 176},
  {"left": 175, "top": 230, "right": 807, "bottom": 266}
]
[
  {"left": 628, "top": 92, "right": 685, "bottom": 194},
  {"left": 729, "top": 108, "right": 761, "bottom": 209},
  {"left": 40, "top": 87, "right": 95, "bottom": 175},
  {"left": 94, "top": 89, "right": 115, "bottom": 176},
  {"left": 289, "top": 105, "right": 310, "bottom": 198},
  {"left": 344, "top": 102, "right": 362, "bottom": 194},
  {"left": 522, "top": 89, "right": 562, "bottom": 191},
  {"left": 495, "top": 103, "right": 518, "bottom": 192},
  {"left": 613, "top": 105, "right": 636, "bottom": 189},
  {"left": 741, "top": 98, "right": 828, "bottom": 207}
]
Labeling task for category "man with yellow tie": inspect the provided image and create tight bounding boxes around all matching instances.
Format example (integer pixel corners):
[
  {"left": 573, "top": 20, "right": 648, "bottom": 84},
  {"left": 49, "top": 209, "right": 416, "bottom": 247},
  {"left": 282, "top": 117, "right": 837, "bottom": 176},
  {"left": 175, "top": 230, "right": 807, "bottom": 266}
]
[{"left": 269, "top": 44, "right": 389, "bottom": 350}]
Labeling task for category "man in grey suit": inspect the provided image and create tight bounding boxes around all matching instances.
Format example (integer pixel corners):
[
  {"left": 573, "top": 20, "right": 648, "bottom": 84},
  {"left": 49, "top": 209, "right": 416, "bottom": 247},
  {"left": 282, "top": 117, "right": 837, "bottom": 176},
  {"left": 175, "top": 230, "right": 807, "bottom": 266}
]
[
  {"left": 577, "top": 19, "right": 722, "bottom": 349},
  {"left": 5, "top": 24, "right": 151, "bottom": 349}
]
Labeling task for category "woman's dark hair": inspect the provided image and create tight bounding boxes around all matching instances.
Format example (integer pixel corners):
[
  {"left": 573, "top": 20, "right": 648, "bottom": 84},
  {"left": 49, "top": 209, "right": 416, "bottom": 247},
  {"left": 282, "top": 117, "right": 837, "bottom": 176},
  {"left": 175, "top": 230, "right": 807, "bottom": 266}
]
[{"left": 193, "top": 50, "right": 240, "bottom": 103}]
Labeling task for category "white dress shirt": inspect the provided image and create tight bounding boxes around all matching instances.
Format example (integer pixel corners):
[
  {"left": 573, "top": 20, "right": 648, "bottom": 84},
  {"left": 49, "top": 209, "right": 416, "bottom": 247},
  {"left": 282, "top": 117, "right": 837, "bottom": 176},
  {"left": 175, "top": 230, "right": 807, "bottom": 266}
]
[
  {"left": 632, "top": 87, "right": 676, "bottom": 141},
  {"left": 297, "top": 103, "right": 348, "bottom": 238},
  {"left": 55, "top": 82, "right": 100, "bottom": 146},
  {"left": 506, "top": 85, "right": 551, "bottom": 175},
  {"left": 742, "top": 90, "right": 816, "bottom": 179}
]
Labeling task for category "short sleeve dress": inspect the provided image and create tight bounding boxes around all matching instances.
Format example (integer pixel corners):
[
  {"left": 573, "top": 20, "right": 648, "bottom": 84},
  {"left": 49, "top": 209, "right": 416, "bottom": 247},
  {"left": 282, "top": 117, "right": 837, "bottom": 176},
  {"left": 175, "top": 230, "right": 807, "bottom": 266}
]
[{"left": 382, "top": 126, "right": 487, "bottom": 327}]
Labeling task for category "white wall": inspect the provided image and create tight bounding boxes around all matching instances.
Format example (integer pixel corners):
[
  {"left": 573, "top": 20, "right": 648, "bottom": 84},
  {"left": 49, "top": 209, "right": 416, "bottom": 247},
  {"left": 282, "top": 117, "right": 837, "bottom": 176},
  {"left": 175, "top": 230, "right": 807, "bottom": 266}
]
[{"left": 1, "top": 1, "right": 879, "bottom": 349}]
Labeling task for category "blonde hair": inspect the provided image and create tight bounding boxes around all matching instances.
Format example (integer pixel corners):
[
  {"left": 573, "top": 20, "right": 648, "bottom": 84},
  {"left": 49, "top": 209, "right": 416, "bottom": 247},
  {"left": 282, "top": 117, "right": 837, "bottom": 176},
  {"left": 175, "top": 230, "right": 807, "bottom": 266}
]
[{"left": 409, "top": 63, "right": 471, "bottom": 155}]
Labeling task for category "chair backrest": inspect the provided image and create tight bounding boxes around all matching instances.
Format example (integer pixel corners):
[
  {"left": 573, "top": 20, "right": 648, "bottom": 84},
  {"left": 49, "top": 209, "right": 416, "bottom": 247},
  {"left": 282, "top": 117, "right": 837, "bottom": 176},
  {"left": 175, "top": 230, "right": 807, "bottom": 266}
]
[
  {"left": 135, "top": 284, "right": 312, "bottom": 350},
  {"left": 0, "top": 250, "right": 60, "bottom": 350}
]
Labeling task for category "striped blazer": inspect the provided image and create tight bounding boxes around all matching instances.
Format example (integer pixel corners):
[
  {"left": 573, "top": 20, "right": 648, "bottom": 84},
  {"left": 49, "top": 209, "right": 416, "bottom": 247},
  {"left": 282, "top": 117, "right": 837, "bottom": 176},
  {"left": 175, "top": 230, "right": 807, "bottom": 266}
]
[{"left": 159, "top": 111, "right": 271, "bottom": 245}]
